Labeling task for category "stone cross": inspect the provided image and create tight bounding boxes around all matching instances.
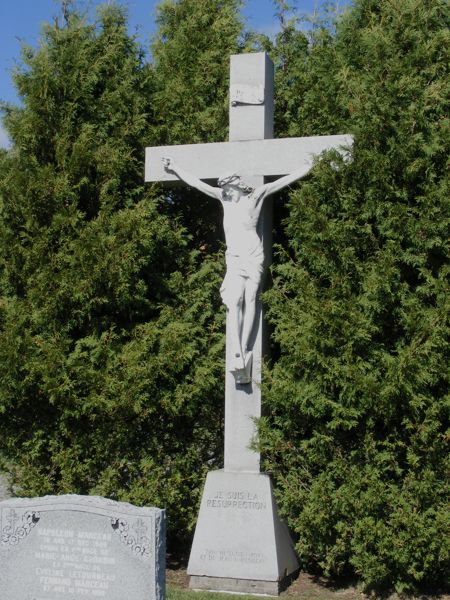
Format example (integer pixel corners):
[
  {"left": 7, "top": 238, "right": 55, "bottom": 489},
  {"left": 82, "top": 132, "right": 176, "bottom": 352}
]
[
  {"left": 5, "top": 509, "right": 19, "bottom": 533},
  {"left": 133, "top": 518, "right": 148, "bottom": 545},
  {"left": 145, "top": 52, "right": 351, "bottom": 476}
]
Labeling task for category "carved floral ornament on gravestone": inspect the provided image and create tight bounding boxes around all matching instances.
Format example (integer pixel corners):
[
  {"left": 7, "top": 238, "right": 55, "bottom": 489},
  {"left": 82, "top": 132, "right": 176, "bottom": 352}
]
[{"left": 1, "top": 507, "right": 41, "bottom": 546}]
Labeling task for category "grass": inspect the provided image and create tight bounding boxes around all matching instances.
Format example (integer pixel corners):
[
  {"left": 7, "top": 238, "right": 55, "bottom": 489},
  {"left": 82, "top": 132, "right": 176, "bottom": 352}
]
[
  {"left": 167, "top": 587, "right": 267, "bottom": 600},
  {"left": 165, "top": 556, "right": 364, "bottom": 600},
  {"left": 165, "top": 571, "right": 364, "bottom": 600}
]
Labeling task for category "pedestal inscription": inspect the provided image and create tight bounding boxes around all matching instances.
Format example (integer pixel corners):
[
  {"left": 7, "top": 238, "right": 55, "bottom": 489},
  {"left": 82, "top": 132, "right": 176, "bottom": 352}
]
[
  {"left": 205, "top": 489, "right": 267, "bottom": 510},
  {"left": 0, "top": 495, "right": 165, "bottom": 600},
  {"left": 188, "top": 471, "right": 299, "bottom": 594}
]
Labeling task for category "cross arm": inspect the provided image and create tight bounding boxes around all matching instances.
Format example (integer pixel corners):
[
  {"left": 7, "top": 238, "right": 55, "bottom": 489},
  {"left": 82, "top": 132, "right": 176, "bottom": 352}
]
[
  {"left": 260, "top": 162, "right": 314, "bottom": 198},
  {"left": 162, "top": 158, "right": 221, "bottom": 200},
  {"left": 145, "top": 135, "right": 353, "bottom": 185}
]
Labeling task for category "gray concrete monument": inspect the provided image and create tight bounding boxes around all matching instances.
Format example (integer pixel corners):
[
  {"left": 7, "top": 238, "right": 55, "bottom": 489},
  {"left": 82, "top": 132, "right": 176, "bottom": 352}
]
[
  {"left": 0, "top": 495, "right": 165, "bottom": 600},
  {"left": 145, "top": 52, "right": 352, "bottom": 595}
]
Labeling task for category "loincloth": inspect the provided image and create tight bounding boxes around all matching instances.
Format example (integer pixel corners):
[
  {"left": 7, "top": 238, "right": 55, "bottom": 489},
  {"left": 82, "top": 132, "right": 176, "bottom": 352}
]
[{"left": 220, "top": 248, "right": 264, "bottom": 306}]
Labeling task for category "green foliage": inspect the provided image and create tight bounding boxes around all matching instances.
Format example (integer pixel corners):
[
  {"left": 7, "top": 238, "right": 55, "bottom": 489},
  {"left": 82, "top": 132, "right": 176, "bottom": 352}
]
[
  {"left": 150, "top": 0, "right": 251, "bottom": 253},
  {"left": 258, "top": 1, "right": 349, "bottom": 138},
  {"left": 0, "top": 0, "right": 448, "bottom": 590},
  {"left": 151, "top": 0, "right": 245, "bottom": 145},
  {"left": 0, "top": 2, "right": 226, "bottom": 545},
  {"left": 260, "top": 0, "right": 450, "bottom": 592}
]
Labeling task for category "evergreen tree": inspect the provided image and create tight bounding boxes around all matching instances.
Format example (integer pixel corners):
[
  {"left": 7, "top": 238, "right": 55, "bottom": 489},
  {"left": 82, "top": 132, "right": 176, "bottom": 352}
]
[
  {"left": 151, "top": 0, "right": 245, "bottom": 145},
  {"left": 150, "top": 0, "right": 249, "bottom": 252},
  {"left": 0, "top": 2, "right": 225, "bottom": 545},
  {"left": 259, "top": 0, "right": 349, "bottom": 139},
  {"left": 260, "top": 0, "right": 449, "bottom": 591},
  {"left": 1, "top": 0, "right": 448, "bottom": 586}
]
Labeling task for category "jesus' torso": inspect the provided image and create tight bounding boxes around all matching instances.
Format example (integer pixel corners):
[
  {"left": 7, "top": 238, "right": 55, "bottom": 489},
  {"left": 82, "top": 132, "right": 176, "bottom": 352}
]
[{"left": 220, "top": 192, "right": 263, "bottom": 258}]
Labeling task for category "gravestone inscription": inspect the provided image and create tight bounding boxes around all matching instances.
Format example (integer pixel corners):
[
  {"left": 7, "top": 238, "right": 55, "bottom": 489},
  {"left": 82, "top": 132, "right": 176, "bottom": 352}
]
[{"left": 0, "top": 495, "right": 165, "bottom": 600}]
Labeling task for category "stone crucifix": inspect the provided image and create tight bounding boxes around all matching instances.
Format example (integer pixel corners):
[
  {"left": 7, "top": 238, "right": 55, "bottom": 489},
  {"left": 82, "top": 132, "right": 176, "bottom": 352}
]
[
  {"left": 145, "top": 53, "right": 351, "bottom": 477},
  {"left": 160, "top": 157, "right": 310, "bottom": 380},
  {"left": 146, "top": 52, "right": 351, "bottom": 595}
]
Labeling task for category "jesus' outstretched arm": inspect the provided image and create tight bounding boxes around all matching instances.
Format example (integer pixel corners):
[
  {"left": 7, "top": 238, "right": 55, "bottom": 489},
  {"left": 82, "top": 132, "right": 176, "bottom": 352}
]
[
  {"left": 162, "top": 158, "right": 221, "bottom": 200},
  {"left": 256, "top": 161, "right": 314, "bottom": 199}
]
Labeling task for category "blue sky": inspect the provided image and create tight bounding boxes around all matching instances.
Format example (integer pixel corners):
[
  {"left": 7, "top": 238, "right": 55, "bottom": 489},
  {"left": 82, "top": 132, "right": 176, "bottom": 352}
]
[{"left": 0, "top": 0, "right": 349, "bottom": 148}]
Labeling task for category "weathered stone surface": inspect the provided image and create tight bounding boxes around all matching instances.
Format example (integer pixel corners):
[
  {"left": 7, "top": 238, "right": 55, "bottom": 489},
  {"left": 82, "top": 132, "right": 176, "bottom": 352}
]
[
  {"left": 0, "top": 495, "right": 165, "bottom": 600},
  {"left": 187, "top": 471, "right": 299, "bottom": 587},
  {"left": 229, "top": 52, "right": 274, "bottom": 141}
]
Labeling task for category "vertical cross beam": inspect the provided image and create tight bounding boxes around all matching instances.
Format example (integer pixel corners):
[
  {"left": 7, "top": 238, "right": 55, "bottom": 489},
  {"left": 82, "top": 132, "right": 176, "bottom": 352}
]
[
  {"left": 229, "top": 53, "right": 274, "bottom": 142},
  {"left": 224, "top": 53, "right": 274, "bottom": 473}
]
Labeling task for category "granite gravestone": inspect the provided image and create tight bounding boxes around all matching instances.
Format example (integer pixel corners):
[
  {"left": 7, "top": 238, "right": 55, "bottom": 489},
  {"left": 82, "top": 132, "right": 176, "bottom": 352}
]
[{"left": 0, "top": 495, "right": 165, "bottom": 600}]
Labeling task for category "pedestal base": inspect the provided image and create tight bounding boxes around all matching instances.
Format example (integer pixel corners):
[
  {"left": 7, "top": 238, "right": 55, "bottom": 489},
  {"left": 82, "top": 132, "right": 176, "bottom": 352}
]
[
  {"left": 189, "top": 572, "right": 299, "bottom": 596},
  {"left": 187, "top": 471, "right": 299, "bottom": 596}
]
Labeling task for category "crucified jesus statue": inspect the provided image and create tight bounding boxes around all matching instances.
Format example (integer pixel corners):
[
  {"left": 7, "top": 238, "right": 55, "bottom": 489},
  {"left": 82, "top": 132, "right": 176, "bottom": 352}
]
[{"left": 162, "top": 157, "right": 312, "bottom": 382}]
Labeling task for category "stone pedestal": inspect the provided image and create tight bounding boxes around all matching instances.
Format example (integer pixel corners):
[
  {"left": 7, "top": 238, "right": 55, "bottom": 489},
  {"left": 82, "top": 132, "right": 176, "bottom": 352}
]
[{"left": 187, "top": 471, "right": 299, "bottom": 595}]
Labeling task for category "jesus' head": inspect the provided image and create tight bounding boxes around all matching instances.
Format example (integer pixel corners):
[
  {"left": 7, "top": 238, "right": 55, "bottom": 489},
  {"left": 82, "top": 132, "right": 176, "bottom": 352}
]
[{"left": 218, "top": 173, "right": 254, "bottom": 202}]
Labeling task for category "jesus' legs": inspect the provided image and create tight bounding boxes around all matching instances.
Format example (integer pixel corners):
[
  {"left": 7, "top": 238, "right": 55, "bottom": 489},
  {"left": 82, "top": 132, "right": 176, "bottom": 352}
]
[
  {"left": 241, "top": 280, "right": 259, "bottom": 359},
  {"left": 225, "top": 277, "right": 246, "bottom": 371}
]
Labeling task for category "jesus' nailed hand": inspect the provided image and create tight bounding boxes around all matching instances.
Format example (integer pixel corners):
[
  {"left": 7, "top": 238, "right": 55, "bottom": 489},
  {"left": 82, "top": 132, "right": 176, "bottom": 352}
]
[{"left": 162, "top": 156, "right": 312, "bottom": 381}]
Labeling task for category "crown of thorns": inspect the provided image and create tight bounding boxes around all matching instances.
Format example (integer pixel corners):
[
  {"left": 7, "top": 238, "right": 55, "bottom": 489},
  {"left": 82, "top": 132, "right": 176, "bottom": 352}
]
[
  {"left": 218, "top": 173, "right": 240, "bottom": 186},
  {"left": 218, "top": 172, "right": 254, "bottom": 193}
]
